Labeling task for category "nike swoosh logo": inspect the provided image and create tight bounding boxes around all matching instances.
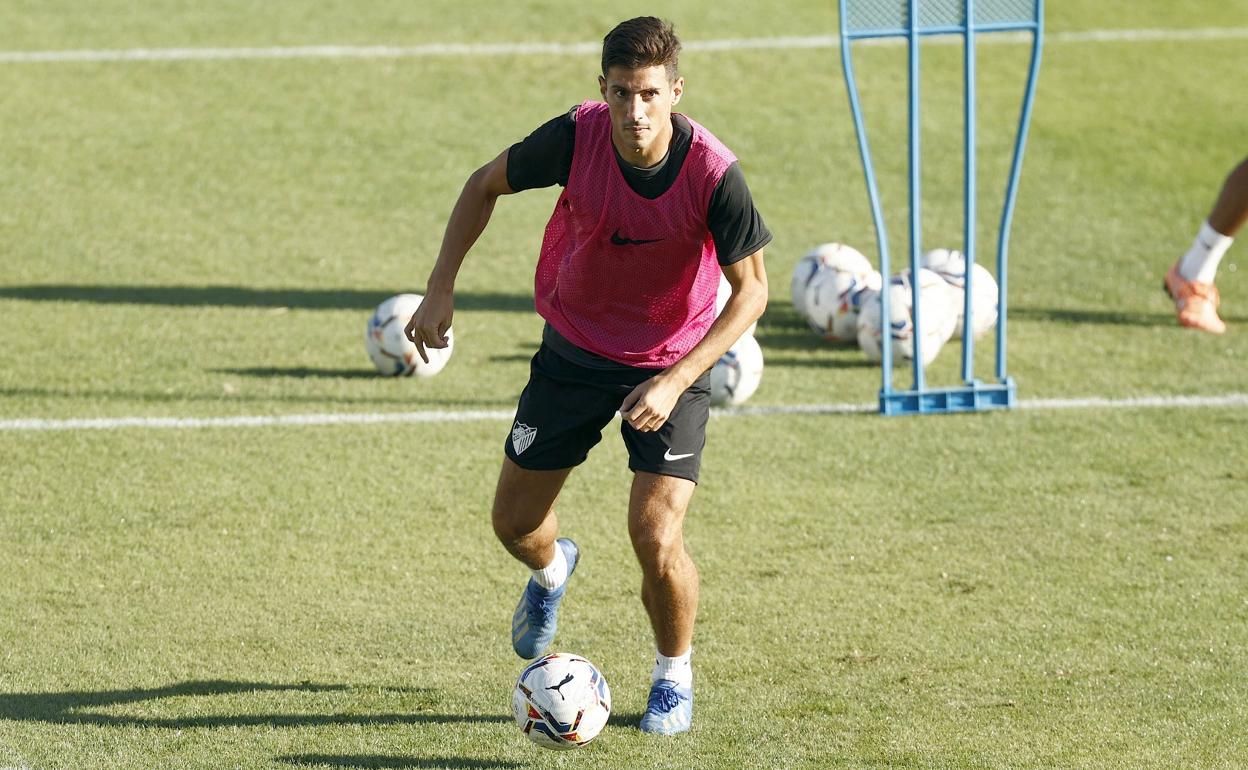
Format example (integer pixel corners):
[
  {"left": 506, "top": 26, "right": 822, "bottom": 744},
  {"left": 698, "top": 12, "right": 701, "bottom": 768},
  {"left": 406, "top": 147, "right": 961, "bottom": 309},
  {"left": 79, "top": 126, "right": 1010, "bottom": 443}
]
[
  {"left": 663, "top": 449, "right": 695, "bottom": 461},
  {"left": 610, "top": 229, "right": 663, "bottom": 246}
]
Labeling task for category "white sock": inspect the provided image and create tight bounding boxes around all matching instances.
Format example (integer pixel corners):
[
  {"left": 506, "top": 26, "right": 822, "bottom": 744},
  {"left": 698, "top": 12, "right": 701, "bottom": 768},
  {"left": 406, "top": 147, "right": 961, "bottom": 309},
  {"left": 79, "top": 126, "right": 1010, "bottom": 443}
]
[
  {"left": 531, "top": 545, "right": 567, "bottom": 590},
  {"left": 652, "top": 648, "right": 693, "bottom": 687},
  {"left": 1179, "top": 220, "right": 1233, "bottom": 284}
]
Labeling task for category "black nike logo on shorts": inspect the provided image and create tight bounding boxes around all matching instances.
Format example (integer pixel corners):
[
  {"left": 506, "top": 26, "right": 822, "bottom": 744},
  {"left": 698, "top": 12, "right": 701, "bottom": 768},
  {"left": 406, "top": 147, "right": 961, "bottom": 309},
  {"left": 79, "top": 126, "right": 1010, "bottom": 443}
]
[{"left": 610, "top": 229, "right": 664, "bottom": 246}]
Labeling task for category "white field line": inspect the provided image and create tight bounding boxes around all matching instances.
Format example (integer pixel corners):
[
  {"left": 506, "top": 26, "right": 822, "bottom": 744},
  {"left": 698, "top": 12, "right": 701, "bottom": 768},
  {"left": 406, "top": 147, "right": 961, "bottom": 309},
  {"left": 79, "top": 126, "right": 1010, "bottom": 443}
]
[
  {"left": 2, "top": 27, "right": 1247, "bottom": 64},
  {"left": 2, "top": 392, "right": 1247, "bottom": 432}
]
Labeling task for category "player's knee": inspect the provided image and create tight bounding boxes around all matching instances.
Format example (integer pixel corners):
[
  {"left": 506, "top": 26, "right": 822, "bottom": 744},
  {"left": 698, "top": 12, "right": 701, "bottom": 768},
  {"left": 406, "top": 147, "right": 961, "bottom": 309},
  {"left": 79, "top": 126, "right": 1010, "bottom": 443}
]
[
  {"left": 491, "top": 503, "right": 530, "bottom": 543},
  {"left": 629, "top": 525, "right": 687, "bottom": 578},
  {"left": 492, "top": 515, "right": 530, "bottom": 545},
  {"left": 491, "top": 510, "right": 512, "bottom": 542}
]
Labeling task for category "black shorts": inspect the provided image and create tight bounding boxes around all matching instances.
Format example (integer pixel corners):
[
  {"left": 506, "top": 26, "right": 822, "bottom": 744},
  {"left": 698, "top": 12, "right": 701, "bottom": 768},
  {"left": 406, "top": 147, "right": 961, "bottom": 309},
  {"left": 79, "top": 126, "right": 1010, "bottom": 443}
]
[{"left": 504, "top": 343, "right": 711, "bottom": 483}]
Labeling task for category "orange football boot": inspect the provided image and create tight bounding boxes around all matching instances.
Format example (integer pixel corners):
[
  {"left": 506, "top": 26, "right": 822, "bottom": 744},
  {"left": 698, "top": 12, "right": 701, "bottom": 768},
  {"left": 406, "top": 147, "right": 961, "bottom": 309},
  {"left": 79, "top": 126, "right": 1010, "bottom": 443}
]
[{"left": 1165, "top": 263, "right": 1226, "bottom": 334}]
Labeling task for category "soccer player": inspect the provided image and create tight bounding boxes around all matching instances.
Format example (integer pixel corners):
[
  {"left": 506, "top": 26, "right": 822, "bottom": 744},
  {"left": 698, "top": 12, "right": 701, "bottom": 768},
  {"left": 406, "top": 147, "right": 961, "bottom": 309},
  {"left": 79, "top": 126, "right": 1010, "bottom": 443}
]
[
  {"left": 405, "top": 17, "right": 769, "bottom": 735},
  {"left": 1165, "top": 156, "right": 1247, "bottom": 334}
]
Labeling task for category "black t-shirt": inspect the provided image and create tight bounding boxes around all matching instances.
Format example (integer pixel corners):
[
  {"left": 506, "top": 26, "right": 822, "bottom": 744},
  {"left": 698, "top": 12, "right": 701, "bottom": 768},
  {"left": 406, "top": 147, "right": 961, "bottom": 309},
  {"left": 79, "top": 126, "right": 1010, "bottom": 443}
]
[{"left": 506, "top": 106, "right": 772, "bottom": 266}]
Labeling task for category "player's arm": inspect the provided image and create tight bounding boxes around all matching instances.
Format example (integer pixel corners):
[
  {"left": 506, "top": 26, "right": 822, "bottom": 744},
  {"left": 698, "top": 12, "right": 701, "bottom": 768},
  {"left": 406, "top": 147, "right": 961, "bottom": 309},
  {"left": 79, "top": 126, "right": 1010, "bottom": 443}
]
[
  {"left": 405, "top": 150, "right": 515, "bottom": 362},
  {"left": 406, "top": 109, "right": 574, "bottom": 362},
  {"left": 620, "top": 250, "right": 767, "bottom": 432}
]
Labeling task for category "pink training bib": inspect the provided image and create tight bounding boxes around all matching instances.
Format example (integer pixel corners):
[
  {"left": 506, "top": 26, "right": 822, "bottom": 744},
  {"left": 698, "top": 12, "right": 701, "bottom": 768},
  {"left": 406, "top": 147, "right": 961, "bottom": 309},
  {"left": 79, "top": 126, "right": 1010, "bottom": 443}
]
[{"left": 534, "top": 100, "right": 736, "bottom": 368}]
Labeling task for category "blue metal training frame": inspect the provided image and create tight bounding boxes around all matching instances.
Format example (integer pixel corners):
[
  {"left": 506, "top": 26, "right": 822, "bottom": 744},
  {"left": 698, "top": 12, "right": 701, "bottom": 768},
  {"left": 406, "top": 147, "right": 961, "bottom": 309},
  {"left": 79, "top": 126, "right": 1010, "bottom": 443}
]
[{"left": 839, "top": 0, "right": 1043, "bottom": 415}]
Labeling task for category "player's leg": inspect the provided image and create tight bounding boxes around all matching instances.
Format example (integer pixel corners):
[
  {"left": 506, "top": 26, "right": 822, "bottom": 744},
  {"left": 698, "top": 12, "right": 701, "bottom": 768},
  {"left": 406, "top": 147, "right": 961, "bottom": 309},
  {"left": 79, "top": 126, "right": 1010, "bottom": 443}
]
[
  {"left": 491, "top": 458, "right": 571, "bottom": 570},
  {"left": 629, "top": 472, "right": 698, "bottom": 735},
  {"left": 495, "top": 459, "right": 583, "bottom": 660},
  {"left": 502, "top": 343, "right": 619, "bottom": 659},
  {"left": 1166, "top": 155, "right": 1247, "bottom": 333},
  {"left": 1207, "top": 156, "right": 1248, "bottom": 238},
  {"left": 494, "top": 456, "right": 571, "bottom": 571},
  {"left": 620, "top": 374, "right": 709, "bottom": 734},
  {"left": 629, "top": 472, "right": 700, "bottom": 657}
]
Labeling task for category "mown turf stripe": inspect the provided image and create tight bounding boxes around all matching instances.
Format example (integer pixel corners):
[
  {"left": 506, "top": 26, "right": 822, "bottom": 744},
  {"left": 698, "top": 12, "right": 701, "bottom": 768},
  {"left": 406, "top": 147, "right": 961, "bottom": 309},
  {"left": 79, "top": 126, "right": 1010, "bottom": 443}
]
[
  {"left": 2, "top": 393, "right": 1246, "bottom": 432},
  {"left": 2, "top": 27, "right": 1247, "bottom": 64}
]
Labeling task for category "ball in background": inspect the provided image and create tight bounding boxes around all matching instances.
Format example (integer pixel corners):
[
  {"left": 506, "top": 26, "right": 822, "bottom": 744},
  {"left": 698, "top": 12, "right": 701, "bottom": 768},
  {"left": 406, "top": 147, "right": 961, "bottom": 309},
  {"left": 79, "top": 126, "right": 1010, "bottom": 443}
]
[
  {"left": 364, "top": 293, "right": 454, "bottom": 377},
  {"left": 790, "top": 242, "right": 870, "bottom": 320},
  {"left": 710, "top": 333, "right": 764, "bottom": 406},
  {"left": 512, "top": 653, "right": 612, "bottom": 751},
  {"left": 857, "top": 268, "right": 959, "bottom": 366},
  {"left": 920, "top": 248, "right": 999, "bottom": 339},
  {"left": 804, "top": 265, "right": 882, "bottom": 343}
]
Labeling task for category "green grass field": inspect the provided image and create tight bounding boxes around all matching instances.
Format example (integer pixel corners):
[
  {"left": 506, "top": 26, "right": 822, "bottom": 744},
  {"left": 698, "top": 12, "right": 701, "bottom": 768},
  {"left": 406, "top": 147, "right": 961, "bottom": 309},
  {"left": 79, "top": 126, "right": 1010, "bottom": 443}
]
[{"left": 2, "top": 2, "right": 1246, "bottom": 768}]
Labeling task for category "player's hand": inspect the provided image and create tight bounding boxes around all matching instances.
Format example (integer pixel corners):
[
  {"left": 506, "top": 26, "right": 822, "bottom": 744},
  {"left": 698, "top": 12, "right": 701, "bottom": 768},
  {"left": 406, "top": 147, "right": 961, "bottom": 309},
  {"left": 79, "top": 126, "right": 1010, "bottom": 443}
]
[
  {"left": 404, "top": 288, "right": 454, "bottom": 364},
  {"left": 619, "top": 375, "right": 683, "bottom": 432}
]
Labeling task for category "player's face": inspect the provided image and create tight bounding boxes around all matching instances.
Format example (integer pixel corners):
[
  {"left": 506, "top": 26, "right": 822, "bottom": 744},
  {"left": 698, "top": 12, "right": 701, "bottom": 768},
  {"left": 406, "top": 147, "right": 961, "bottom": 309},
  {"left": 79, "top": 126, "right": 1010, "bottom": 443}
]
[{"left": 599, "top": 64, "right": 683, "bottom": 167}]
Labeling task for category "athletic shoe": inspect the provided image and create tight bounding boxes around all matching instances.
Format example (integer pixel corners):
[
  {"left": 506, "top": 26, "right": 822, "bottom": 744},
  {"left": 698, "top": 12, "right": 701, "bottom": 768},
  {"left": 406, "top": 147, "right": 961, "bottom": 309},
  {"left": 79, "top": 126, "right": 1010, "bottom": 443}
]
[
  {"left": 511, "top": 538, "right": 579, "bottom": 659},
  {"left": 1165, "top": 263, "right": 1226, "bottom": 334},
  {"left": 639, "top": 679, "right": 693, "bottom": 735}
]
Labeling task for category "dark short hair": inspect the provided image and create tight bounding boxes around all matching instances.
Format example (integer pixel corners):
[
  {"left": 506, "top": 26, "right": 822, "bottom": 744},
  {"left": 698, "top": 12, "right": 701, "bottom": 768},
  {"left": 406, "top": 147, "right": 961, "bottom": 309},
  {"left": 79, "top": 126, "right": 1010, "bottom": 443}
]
[{"left": 601, "top": 17, "right": 681, "bottom": 80}]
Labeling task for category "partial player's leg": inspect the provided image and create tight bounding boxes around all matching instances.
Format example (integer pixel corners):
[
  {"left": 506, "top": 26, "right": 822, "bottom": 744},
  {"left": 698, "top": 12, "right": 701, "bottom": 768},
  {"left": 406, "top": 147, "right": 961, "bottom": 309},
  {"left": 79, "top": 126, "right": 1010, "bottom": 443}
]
[
  {"left": 629, "top": 472, "right": 700, "bottom": 657},
  {"left": 494, "top": 458, "right": 582, "bottom": 660},
  {"left": 492, "top": 458, "right": 570, "bottom": 569},
  {"left": 619, "top": 374, "right": 709, "bottom": 735},
  {"left": 628, "top": 471, "right": 698, "bottom": 735},
  {"left": 500, "top": 342, "right": 621, "bottom": 659},
  {"left": 1208, "top": 156, "right": 1248, "bottom": 238},
  {"left": 1166, "top": 155, "right": 1247, "bottom": 333}
]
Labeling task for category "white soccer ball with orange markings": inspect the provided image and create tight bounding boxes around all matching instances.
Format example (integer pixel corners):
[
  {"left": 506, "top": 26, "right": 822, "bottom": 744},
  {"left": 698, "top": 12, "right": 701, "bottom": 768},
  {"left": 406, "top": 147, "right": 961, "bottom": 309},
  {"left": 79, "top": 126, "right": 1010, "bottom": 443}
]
[
  {"left": 364, "top": 293, "right": 453, "bottom": 377},
  {"left": 512, "top": 653, "right": 612, "bottom": 751}
]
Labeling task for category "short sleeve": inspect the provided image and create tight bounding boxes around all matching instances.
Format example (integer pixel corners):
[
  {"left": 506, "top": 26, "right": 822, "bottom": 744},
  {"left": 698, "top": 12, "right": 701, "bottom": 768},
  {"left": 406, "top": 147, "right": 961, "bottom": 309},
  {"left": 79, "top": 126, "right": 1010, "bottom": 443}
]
[
  {"left": 506, "top": 107, "right": 577, "bottom": 192},
  {"left": 707, "top": 162, "right": 772, "bottom": 266}
]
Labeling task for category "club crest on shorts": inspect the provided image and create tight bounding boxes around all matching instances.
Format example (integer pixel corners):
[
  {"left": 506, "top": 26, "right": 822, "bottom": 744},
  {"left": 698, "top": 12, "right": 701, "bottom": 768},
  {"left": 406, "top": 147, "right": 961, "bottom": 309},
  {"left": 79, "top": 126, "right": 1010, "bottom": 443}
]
[{"left": 511, "top": 421, "right": 537, "bottom": 455}]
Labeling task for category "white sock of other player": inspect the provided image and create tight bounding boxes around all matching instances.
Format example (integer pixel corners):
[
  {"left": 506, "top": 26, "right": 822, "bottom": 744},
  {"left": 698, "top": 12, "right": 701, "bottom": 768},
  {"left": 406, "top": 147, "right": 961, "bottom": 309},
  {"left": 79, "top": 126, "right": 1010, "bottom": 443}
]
[
  {"left": 652, "top": 647, "right": 693, "bottom": 687},
  {"left": 1179, "top": 220, "right": 1234, "bottom": 285},
  {"left": 531, "top": 544, "right": 568, "bottom": 590}
]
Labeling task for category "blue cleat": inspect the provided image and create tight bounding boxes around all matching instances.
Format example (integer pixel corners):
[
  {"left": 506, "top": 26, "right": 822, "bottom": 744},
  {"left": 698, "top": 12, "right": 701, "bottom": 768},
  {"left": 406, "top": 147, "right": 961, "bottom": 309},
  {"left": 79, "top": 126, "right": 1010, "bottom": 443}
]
[
  {"left": 639, "top": 679, "right": 693, "bottom": 735},
  {"left": 511, "top": 538, "right": 579, "bottom": 659}
]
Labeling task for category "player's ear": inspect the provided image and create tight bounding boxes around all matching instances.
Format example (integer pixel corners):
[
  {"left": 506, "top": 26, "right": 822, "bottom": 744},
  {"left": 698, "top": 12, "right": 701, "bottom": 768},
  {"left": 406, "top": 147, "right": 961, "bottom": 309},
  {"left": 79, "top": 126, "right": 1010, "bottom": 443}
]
[
  {"left": 598, "top": 75, "right": 607, "bottom": 99},
  {"left": 671, "top": 77, "right": 684, "bottom": 104}
]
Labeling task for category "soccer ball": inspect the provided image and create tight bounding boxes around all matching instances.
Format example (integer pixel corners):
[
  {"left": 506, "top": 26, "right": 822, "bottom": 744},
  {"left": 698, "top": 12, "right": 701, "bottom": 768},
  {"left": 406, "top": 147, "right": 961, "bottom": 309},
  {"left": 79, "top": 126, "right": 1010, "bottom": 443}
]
[
  {"left": 804, "top": 266, "right": 882, "bottom": 343},
  {"left": 710, "top": 334, "right": 764, "bottom": 406},
  {"left": 920, "top": 248, "right": 999, "bottom": 339},
  {"left": 790, "top": 251, "right": 823, "bottom": 318},
  {"left": 857, "top": 268, "right": 959, "bottom": 366},
  {"left": 512, "top": 653, "right": 612, "bottom": 751},
  {"left": 364, "top": 293, "right": 453, "bottom": 377},
  {"left": 790, "top": 242, "right": 870, "bottom": 320},
  {"left": 714, "top": 272, "right": 757, "bottom": 339}
]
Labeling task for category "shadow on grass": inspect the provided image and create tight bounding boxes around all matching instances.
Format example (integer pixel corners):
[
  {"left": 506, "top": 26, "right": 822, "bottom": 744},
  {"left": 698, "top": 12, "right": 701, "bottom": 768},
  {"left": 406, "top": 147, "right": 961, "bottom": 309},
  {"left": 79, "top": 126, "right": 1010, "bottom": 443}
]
[
  {"left": 753, "top": 318, "right": 874, "bottom": 367},
  {"left": 610, "top": 711, "right": 643, "bottom": 729},
  {"left": 1014, "top": 306, "right": 1248, "bottom": 326},
  {"left": 0, "top": 285, "right": 533, "bottom": 313},
  {"left": 1010, "top": 306, "right": 1187, "bottom": 327},
  {"left": 0, "top": 385, "right": 514, "bottom": 409},
  {"left": 212, "top": 367, "right": 392, "bottom": 379},
  {"left": 276, "top": 756, "right": 520, "bottom": 770},
  {"left": 753, "top": 304, "right": 858, "bottom": 354},
  {"left": 763, "top": 354, "right": 876, "bottom": 369},
  {"left": 0, "top": 679, "right": 509, "bottom": 730}
]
